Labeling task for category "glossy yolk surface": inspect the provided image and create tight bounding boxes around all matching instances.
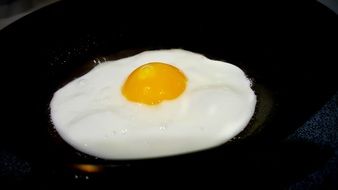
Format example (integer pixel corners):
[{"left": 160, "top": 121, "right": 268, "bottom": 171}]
[{"left": 122, "top": 62, "right": 187, "bottom": 105}]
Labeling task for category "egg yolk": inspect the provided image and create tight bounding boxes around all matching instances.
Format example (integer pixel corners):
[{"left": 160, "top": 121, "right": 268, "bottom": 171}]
[{"left": 122, "top": 62, "right": 187, "bottom": 105}]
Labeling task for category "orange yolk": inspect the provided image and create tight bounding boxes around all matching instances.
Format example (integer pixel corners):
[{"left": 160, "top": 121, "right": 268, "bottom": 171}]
[{"left": 122, "top": 62, "right": 187, "bottom": 105}]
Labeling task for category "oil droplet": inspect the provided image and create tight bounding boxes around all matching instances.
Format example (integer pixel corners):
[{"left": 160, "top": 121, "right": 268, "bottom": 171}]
[
  {"left": 160, "top": 126, "right": 167, "bottom": 130},
  {"left": 74, "top": 175, "right": 79, "bottom": 179},
  {"left": 85, "top": 176, "right": 89, "bottom": 180},
  {"left": 160, "top": 122, "right": 168, "bottom": 131}
]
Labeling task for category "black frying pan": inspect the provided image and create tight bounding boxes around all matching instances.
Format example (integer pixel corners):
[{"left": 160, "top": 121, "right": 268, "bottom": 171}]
[{"left": 0, "top": 1, "right": 337, "bottom": 188}]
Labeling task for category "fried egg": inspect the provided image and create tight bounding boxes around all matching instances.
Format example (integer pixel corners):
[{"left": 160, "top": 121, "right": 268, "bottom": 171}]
[{"left": 50, "top": 49, "right": 256, "bottom": 159}]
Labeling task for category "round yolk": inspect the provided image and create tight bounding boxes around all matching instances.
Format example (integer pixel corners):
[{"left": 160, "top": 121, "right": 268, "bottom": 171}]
[{"left": 122, "top": 62, "right": 187, "bottom": 105}]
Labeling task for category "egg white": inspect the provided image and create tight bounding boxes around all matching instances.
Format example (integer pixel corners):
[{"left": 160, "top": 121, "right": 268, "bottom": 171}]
[{"left": 50, "top": 49, "right": 256, "bottom": 159}]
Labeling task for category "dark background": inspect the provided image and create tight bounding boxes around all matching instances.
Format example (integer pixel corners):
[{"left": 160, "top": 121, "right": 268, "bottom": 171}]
[{"left": 0, "top": 1, "right": 337, "bottom": 189}]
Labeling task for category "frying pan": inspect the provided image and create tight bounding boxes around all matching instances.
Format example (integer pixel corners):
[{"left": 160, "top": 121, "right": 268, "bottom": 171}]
[{"left": 0, "top": 1, "right": 337, "bottom": 188}]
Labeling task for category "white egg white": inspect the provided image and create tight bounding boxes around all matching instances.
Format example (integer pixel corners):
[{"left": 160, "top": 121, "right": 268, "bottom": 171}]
[{"left": 50, "top": 49, "right": 256, "bottom": 159}]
